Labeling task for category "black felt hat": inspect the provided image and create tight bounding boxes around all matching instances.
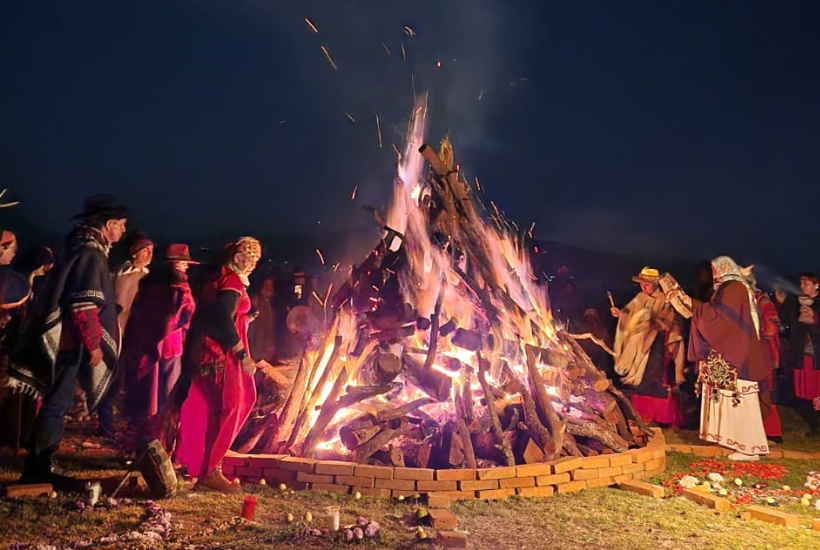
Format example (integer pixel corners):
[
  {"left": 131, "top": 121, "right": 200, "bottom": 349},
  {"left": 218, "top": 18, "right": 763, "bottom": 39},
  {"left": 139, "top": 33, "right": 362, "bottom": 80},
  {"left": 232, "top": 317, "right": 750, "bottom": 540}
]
[{"left": 71, "top": 194, "right": 129, "bottom": 222}]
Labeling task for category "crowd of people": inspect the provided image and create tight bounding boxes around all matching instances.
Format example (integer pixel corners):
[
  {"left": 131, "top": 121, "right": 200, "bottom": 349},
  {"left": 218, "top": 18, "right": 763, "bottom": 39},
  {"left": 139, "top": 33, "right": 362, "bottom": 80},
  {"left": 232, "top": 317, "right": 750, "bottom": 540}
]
[
  {"left": 553, "top": 262, "right": 820, "bottom": 461},
  {"left": 0, "top": 195, "right": 311, "bottom": 494},
  {"left": 1, "top": 193, "right": 818, "bottom": 497}
]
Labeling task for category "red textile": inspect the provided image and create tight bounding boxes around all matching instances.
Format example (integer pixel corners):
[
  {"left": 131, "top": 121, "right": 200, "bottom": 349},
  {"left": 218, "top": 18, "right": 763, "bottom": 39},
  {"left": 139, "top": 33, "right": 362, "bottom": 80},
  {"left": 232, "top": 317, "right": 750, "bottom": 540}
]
[
  {"left": 631, "top": 392, "right": 682, "bottom": 426},
  {"left": 756, "top": 291, "right": 782, "bottom": 438},
  {"left": 159, "top": 282, "right": 195, "bottom": 358},
  {"left": 176, "top": 269, "right": 256, "bottom": 477},
  {"left": 795, "top": 355, "right": 820, "bottom": 400},
  {"left": 62, "top": 308, "right": 102, "bottom": 352}
]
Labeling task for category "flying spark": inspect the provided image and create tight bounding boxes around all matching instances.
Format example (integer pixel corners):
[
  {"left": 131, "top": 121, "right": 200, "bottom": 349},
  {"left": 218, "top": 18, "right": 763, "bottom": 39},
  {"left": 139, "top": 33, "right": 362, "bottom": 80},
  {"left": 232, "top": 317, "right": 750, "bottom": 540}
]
[
  {"left": 436, "top": 61, "right": 442, "bottom": 68},
  {"left": 315, "top": 248, "right": 326, "bottom": 265},
  {"left": 320, "top": 45, "right": 338, "bottom": 70},
  {"left": 474, "top": 177, "right": 481, "bottom": 192},
  {"left": 478, "top": 89, "right": 484, "bottom": 101},
  {"left": 304, "top": 17, "right": 319, "bottom": 34},
  {"left": 351, "top": 186, "right": 358, "bottom": 200},
  {"left": 381, "top": 42, "right": 391, "bottom": 55},
  {"left": 344, "top": 111, "right": 355, "bottom": 122},
  {"left": 312, "top": 290, "right": 325, "bottom": 307},
  {"left": 400, "top": 42, "right": 406, "bottom": 62},
  {"left": 391, "top": 143, "right": 401, "bottom": 158},
  {"left": 403, "top": 26, "right": 416, "bottom": 37},
  {"left": 375, "top": 113, "right": 383, "bottom": 149}
]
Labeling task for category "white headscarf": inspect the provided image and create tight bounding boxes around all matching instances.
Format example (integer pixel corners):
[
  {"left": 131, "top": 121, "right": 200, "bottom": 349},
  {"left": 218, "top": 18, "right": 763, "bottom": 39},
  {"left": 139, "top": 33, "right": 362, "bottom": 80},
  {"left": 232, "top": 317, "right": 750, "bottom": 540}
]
[{"left": 711, "top": 255, "right": 760, "bottom": 336}]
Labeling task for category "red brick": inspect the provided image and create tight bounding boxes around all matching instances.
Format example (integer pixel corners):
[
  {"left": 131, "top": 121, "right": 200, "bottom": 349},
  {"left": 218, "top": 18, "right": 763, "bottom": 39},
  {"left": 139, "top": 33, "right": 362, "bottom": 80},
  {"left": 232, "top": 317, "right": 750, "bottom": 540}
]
[
  {"left": 747, "top": 506, "right": 798, "bottom": 527},
  {"left": 222, "top": 452, "right": 250, "bottom": 467},
  {"left": 607, "top": 454, "right": 633, "bottom": 468},
  {"left": 416, "top": 480, "right": 458, "bottom": 492},
  {"left": 549, "top": 456, "right": 583, "bottom": 474},
  {"left": 279, "top": 457, "right": 316, "bottom": 473},
  {"left": 235, "top": 466, "right": 262, "bottom": 477},
  {"left": 435, "top": 469, "right": 476, "bottom": 481},
  {"left": 222, "top": 465, "right": 236, "bottom": 477},
  {"left": 476, "top": 466, "right": 517, "bottom": 480},
  {"left": 580, "top": 456, "right": 609, "bottom": 469},
  {"left": 296, "top": 472, "right": 334, "bottom": 484},
  {"left": 335, "top": 475, "right": 375, "bottom": 488},
  {"left": 517, "top": 486, "right": 555, "bottom": 498},
  {"left": 429, "top": 509, "right": 458, "bottom": 530},
  {"left": 691, "top": 446, "right": 724, "bottom": 457},
  {"left": 515, "top": 463, "right": 552, "bottom": 477},
  {"left": 477, "top": 488, "right": 516, "bottom": 500},
  {"left": 262, "top": 468, "right": 296, "bottom": 481},
  {"left": 438, "top": 531, "right": 468, "bottom": 549},
  {"left": 428, "top": 490, "right": 476, "bottom": 501},
  {"left": 613, "top": 474, "right": 634, "bottom": 484},
  {"left": 599, "top": 466, "right": 622, "bottom": 477},
  {"left": 459, "top": 479, "right": 499, "bottom": 491},
  {"left": 2, "top": 483, "right": 53, "bottom": 498},
  {"left": 391, "top": 489, "right": 417, "bottom": 498},
  {"left": 374, "top": 478, "right": 416, "bottom": 491},
  {"left": 618, "top": 480, "right": 664, "bottom": 498},
  {"left": 782, "top": 450, "right": 815, "bottom": 460},
  {"left": 393, "top": 467, "right": 434, "bottom": 481},
  {"left": 622, "top": 463, "right": 642, "bottom": 474},
  {"left": 536, "top": 473, "right": 571, "bottom": 486},
  {"left": 572, "top": 469, "right": 599, "bottom": 481},
  {"left": 626, "top": 448, "right": 654, "bottom": 463},
  {"left": 650, "top": 447, "right": 665, "bottom": 460},
  {"left": 311, "top": 483, "right": 350, "bottom": 494},
  {"left": 585, "top": 476, "right": 614, "bottom": 489},
  {"left": 427, "top": 493, "right": 451, "bottom": 508},
  {"left": 812, "top": 518, "right": 820, "bottom": 531},
  {"left": 665, "top": 444, "right": 693, "bottom": 454},
  {"left": 499, "top": 477, "right": 536, "bottom": 489},
  {"left": 681, "top": 489, "right": 731, "bottom": 511},
  {"left": 555, "top": 480, "right": 587, "bottom": 493},
  {"left": 354, "top": 464, "right": 393, "bottom": 479},
  {"left": 248, "top": 454, "right": 286, "bottom": 468},
  {"left": 354, "top": 486, "right": 391, "bottom": 498},
  {"left": 632, "top": 471, "right": 649, "bottom": 480},
  {"left": 314, "top": 460, "right": 356, "bottom": 476}
]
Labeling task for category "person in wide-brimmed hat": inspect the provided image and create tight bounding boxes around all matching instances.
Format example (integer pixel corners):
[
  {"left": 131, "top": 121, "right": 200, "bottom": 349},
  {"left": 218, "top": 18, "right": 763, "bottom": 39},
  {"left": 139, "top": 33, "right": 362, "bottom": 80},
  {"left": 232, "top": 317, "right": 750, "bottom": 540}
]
[
  {"left": 611, "top": 266, "right": 684, "bottom": 427},
  {"left": 122, "top": 243, "right": 198, "bottom": 454},
  {"left": 9, "top": 195, "right": 128, "bottom": 485}
]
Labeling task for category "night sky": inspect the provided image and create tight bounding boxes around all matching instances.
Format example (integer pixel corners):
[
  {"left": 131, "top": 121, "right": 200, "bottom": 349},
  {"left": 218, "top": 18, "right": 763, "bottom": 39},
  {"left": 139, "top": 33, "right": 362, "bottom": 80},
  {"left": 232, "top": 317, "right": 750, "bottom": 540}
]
[{"left": 1, "top": 1, "right": 819, "bottom": 273}]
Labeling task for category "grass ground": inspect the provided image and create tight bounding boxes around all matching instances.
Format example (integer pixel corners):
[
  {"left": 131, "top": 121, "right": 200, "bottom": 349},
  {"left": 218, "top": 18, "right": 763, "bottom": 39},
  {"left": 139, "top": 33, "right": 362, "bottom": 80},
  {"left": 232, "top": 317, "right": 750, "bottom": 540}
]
[{"left": 1, "top": 408, "right": 819, "bottom": 550}]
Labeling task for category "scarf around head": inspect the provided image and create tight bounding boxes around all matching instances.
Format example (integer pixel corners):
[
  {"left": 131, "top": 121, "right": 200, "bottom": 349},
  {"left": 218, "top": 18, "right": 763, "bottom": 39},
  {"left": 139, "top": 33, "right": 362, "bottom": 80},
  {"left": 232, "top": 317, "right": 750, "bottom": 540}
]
[{"left": 711, "top": 255, "right": 760, "bottom": 336}]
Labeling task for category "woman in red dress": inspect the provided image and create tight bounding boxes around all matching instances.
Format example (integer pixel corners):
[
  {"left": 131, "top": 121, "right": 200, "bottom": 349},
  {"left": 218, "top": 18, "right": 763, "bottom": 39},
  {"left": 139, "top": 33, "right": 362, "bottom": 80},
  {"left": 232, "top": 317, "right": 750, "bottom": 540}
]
[{"left": 176, "top": 237, "right": 262, "bottom": 492}]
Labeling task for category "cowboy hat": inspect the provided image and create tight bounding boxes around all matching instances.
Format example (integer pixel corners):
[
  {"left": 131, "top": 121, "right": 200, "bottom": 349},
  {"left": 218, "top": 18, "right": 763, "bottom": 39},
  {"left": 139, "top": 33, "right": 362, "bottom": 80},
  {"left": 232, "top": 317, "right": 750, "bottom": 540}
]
[
  {"left": 70, "top": 194, "right": 129, "bottom": 222},
  {"left": 632, "top": 266, "right": 660, "bottom": 284},
  {"left": 165, "top": 243, "right": 199, "bottom": 263}
]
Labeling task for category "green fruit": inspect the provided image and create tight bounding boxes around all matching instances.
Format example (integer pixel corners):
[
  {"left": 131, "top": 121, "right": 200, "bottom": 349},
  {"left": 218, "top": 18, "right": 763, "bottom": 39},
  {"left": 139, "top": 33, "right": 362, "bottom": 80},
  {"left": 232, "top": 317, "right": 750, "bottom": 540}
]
[{"left": 415, "top": 508, "right": 429, "bottom": 521}]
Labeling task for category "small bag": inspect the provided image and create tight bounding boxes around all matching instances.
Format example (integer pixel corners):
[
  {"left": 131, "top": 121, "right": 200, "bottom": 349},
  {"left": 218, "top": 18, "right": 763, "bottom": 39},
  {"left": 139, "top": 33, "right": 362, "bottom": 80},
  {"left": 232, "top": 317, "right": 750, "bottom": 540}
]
[{"left": 696, "top": 350, "right": 740, "bottom": 406}]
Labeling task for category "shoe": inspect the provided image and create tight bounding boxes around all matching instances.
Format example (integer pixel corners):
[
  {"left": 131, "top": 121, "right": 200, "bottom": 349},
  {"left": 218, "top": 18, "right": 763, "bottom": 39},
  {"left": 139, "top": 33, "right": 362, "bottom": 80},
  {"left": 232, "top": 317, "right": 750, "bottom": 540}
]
[
  {"left": 137, "top": 439, "right": 178, "bottom": 499},
  {"left": 727, "top": 451, "right": 759, "bottom": 462},
  {"left": 194, "top": 466, "right": 241, "bottom": 493},
  {"left": 19, "top": 451, "right": 74, "bottom": 485}
]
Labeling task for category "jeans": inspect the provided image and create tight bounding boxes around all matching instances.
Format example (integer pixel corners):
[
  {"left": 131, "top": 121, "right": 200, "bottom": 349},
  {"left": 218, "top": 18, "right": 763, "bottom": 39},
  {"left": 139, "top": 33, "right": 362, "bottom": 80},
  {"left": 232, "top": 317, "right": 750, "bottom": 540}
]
[{"left": 31, "top": 350, "right": 84, "bottom": 456}]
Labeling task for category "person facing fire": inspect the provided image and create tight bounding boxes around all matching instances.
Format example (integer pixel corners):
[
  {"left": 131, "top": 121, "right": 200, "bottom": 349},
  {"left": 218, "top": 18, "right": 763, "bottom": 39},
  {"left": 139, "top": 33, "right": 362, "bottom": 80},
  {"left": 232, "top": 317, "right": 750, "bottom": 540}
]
[
  {"left": 9, "top": 195, "right": 128, "bottom": 483},
  {"left": 175, "top": 236, "right": 262, "bottom": 492},
  {"left": 123, "top": 244, "right": 198, "bottom": 448},
  {"left": 0, "top": 229, "right": 18, "bottom": 266},
  {"left": 665, "top": 256, "right": 770, "bottom": 461},
  {"left": 775, "top": 272, "right": 820, "bottom": 433},
  {"left": 611, "top": 267, "right": 683, "bottom": 425}
]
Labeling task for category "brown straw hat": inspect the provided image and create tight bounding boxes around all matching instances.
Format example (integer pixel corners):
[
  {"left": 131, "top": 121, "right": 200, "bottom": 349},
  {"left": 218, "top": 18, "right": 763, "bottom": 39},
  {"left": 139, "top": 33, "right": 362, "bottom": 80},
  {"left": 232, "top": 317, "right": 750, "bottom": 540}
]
[{"left": 632, "top": 266, "right": 660, "bottom": 284}]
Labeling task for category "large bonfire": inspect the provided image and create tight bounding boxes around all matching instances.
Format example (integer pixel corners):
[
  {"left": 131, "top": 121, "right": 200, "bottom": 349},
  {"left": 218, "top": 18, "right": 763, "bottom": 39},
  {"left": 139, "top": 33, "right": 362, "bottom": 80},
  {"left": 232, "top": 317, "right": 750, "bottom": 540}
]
[{"left": 239, "top": 98, "right": 651, "bottom": 469}]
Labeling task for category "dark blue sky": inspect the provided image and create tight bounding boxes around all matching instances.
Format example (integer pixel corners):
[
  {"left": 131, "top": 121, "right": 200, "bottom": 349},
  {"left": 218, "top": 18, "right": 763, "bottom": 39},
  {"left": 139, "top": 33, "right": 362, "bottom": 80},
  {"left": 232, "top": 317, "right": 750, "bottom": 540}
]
[{"left": 1, "top": 1, "right": 819, "bottom": 272}]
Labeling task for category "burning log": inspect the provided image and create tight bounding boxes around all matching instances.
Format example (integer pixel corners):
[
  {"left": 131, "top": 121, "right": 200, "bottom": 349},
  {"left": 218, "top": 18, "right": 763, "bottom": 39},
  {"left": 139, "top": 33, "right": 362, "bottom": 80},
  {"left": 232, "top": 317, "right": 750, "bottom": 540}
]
[
  {"left": 340, "top": 423, "right": 383, "bottom": 450},
  {"left": 477, "top": 352, "right": 515, "bottom": 466},
  {"left": 403, "top": 354, "right": 452, "bottom": 402},
  {"left": 565, "top": 417, "right": 629, "bottom": 452},
  {"left": 302, "top": 367, "right": 349, "bottom": 457},
  {"left": 337, "top": 383, "right": 397, "bottom": 408},
  {"left": 402, "top": 440, "right": 433, "bottom": 468},
  {"left": 423, "top": 281, "right": 445, "bottom": 371},
  {"left": 525, "top": 345, "right": 565, "bottom": 460},
  {"left": 354, "top": 419, "right": 414, "bottom": 462},
  {"left": 373, "top": 447, "right": 405, "bottom": 467},
  {"left": 455, "top": 395, "right": 477, "bottom": 469}
]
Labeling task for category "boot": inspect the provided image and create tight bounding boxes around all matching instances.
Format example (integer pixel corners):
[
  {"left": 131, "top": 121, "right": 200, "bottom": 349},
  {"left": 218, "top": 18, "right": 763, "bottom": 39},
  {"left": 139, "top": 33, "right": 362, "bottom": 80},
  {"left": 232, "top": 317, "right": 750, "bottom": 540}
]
[
  {"left": 194, "top": 465, "right": 240, "bottom": 493},
  {"left": 19, "top": 449, "right": 73, "bottom": 485}
]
